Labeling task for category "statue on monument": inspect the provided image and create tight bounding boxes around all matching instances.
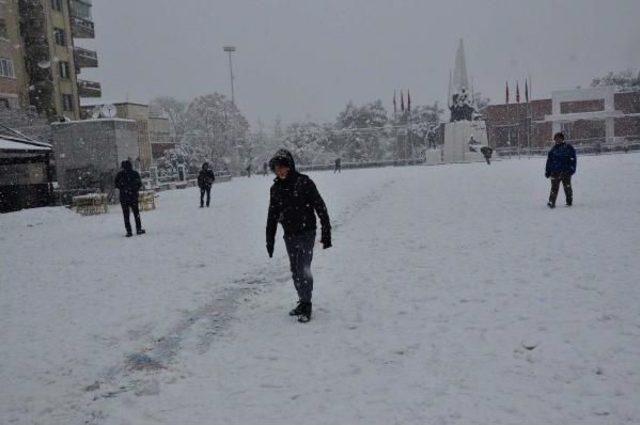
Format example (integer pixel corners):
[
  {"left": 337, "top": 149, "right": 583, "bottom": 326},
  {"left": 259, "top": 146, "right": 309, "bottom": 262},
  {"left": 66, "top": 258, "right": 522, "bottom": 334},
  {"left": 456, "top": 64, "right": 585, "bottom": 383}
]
[
  {"left": 442, "top": 39, "right": 490, "bottom": 163},
  {"left": 449, "top": 90, "right": 475, "bottom": 122},
  {"left": 448, "top": 39, "right": 476, "bottom": 122}
]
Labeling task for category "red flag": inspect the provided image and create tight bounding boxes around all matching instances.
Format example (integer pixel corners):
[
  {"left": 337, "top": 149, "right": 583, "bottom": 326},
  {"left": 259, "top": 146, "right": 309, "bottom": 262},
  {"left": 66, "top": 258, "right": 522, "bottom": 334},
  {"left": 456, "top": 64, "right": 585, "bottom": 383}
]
[
  {"left": 505, "top": 81, "right": 510, "bottom": 104},
  {"left": 400, "top": 90, "right": 405, "bottom": 112},
  {"left": 407, "top": 90, "right": 411, "bottom": 112},
  {"left": 516, "top": 82, "right": 520, "bottom": 103},
  {"left": 393, "top": 91, "right": 397, "bottom": 114}
]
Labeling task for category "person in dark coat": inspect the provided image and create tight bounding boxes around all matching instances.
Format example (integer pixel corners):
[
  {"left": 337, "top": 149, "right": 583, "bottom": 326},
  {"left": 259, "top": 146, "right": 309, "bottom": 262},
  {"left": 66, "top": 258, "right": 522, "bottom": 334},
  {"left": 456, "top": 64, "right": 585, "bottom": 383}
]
[
  {"left": 480, "top": 146, "right": 493, "bottom": 165},
  {"left": 263, "top": 162, "right": 269, "bottom": 176},
  {"left": 197, "top": 162, "right": 215, "bottom": 208},
  {"left": 114, "top": 160, "right": 145, "bottom": 237},
  {"left": 545, "top": 132, "right": 577, "bottom": 208},
  {"left": 334, "top": 157, "right": 342, "bottom": 173},
  {"left": 266, "top": 149, "right": 331, "bottom": 323}
]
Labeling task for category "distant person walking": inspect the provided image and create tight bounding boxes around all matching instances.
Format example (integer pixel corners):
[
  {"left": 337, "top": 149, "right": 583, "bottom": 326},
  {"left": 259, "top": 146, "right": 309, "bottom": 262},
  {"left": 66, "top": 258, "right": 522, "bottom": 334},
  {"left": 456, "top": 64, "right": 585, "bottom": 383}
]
[
  {"left": 263, "top": 161, "right": 269, "bottom": 176},
  {"left": 545, "top": 132, "right": 576, "bottom": 208},
  {"left": 114, "top": 160, "right": 145, "bottom": 237},
  {"left": 266, "top": 149, "right": 332, "bottom": 323},
  {"left": 197, "top": 162, "right": 215, "bottom": 208},
  {"left": 480, "top": 146, "right": 493, "bottom": 165},
  {"left": 246, "top": 164, "right": 252, "bottom": 178},
  {"left": 334, "top": 157, "right": 342, "bottom": 173}
]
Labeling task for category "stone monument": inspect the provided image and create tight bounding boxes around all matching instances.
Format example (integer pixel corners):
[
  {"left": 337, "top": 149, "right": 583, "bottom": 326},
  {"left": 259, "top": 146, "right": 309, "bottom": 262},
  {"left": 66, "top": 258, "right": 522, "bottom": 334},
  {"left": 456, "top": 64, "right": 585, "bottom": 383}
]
[{"left": 443, "top": 39, "right": 488, "bottom": 163}]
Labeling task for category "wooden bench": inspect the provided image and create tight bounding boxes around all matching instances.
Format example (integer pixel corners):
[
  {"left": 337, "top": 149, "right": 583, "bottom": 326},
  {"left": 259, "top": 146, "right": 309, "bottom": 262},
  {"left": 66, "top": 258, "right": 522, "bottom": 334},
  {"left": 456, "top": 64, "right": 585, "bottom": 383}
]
[
  {"left": 138, "top": 190, "right": 157, "bottom": 211},
  {"left": 72, "top": 193, "right": 108, "bottom": 216}
]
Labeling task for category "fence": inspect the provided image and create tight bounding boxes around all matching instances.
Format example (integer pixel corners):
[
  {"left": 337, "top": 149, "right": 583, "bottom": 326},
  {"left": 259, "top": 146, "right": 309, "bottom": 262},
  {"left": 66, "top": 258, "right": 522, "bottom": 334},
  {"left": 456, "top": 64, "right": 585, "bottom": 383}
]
[{"left": 496, "top": 136, "right": 640, "bottom": 157}]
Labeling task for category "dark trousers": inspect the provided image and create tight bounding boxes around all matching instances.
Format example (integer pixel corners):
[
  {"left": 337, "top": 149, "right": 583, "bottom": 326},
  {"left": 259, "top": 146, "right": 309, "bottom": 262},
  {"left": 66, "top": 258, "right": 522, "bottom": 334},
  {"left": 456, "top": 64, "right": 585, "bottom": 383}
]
[
  {"left": 549, "top": 173, "right": 573, "bottom": 205},
  {"left": 284, "top": 230, "right": 316, "bottom": 303},
  {"left": 121, "top": 200, "right": 141, "bottom": 234},
  {"left": 200, "top": 187, "right": 211, "bottom": 207}
]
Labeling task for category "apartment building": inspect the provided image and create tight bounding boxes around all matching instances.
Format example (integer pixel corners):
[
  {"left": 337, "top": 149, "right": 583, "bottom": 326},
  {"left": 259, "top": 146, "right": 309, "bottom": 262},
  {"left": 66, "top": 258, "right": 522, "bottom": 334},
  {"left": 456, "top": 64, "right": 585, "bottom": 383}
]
[
  {"left": 0, "top": 0, "right": 29, "bottom": 109},
  {"left": 1, "top": 0, "right": 100, "bottom": 120}
]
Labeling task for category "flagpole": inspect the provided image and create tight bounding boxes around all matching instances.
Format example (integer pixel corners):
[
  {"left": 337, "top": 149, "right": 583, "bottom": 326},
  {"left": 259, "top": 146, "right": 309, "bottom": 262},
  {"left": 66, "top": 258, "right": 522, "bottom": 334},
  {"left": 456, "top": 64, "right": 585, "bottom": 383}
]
[
  {"left": 516, "top": 81, "right": 520, "bottom": 159},
  {"left": 527, "top": 76, "right": 531, "bottom": 157}
]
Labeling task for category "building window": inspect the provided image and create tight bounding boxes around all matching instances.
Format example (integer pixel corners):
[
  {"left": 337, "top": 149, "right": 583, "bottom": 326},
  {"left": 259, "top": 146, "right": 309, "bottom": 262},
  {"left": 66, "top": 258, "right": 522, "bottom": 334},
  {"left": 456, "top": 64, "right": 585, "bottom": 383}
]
[
  {"left": 62, "top": 94, "right": 75, "bottom": 112},
  {"left": 51, "top": 0, "right": 63, "bottom": 12},
  {"left": 59, "top": 61, "right": 70, "bottom": 79},
  {"left": 0, "top": 57, "right": 15, "bottom": 78},
  {"left": 70, "top": 0, "right": 92, "bottom": 20},
  {"left": 0, "top": 19, "right": 7, "bottom": 39},
  {"left": 54, "top": 28, "right": 66, "bottom": 46}
]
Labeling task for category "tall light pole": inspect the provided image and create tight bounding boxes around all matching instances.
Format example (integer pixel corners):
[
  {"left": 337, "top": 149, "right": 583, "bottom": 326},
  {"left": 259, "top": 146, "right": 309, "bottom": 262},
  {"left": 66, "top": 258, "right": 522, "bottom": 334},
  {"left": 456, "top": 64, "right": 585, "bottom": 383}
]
[{"left": 223, "top": 46, "right": 236, "bottom": 105}]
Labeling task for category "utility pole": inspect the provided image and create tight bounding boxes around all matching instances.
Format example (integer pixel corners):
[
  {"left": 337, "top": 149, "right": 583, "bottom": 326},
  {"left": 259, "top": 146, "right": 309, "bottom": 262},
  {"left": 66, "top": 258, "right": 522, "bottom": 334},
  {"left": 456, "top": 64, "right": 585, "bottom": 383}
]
[{"left": 223, "top": 46, "right": 236, "bottom": 105}]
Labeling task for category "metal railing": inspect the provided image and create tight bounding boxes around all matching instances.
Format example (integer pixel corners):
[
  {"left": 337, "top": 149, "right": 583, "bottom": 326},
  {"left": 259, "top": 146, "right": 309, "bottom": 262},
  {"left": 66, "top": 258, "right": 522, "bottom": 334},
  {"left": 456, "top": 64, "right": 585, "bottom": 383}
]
[
  {"left": 77, "top": 79, "right": 102, "bottom": 97},
  {"left": 73, "top": 46, "right": 98, "bottom": 67},
  {"left": 71, "top": 16, "right": 95, "bottom": 38},
  {"left": 495, "top": 136, "right": 640, "bottom": 157}
]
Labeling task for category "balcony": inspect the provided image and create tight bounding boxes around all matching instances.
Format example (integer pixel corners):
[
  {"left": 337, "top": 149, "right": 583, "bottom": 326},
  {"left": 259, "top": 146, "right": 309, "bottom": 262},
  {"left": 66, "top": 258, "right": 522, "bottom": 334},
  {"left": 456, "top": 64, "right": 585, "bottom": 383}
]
[
  {"left": 71, "top": 16, "right": 95, "bottom": 39},
  {"left": 69, "top": 0, "right": 93, "bottom": 19},
  {"left": 77, "top": 79, "right": 101, "bottom": 98},
  {"left": 74, "top": 47, "right": 98, "bottom": 68}
]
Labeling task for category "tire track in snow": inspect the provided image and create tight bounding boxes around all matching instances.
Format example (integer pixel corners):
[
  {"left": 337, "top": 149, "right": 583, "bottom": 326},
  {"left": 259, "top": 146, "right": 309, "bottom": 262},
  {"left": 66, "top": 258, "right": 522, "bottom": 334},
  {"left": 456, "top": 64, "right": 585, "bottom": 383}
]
[{"left": 79, "top": 176, "right": 397, "bottom": 424}]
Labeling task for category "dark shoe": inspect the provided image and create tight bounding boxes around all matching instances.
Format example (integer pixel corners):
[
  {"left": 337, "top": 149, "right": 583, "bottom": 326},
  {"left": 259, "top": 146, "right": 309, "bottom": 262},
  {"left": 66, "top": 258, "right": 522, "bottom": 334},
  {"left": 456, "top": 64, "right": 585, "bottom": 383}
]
[
  {"left": 200, "top": 205, "right": 204, "bottom": 208},
  {"left": 136, "top": 229, "right": 146, "bottom": 235},
  {"left": 547, "top": 202, "right": 555, "bottom": 209},
  {"left": 289, "top": 302, "right": 304, "bottom": 316},
  {"left": 566, "top": 200, "right": 572, "bottom": 207},
  {"left": 298, "top": 302, "right": 312, "bottom": 323},
  {"left": 126, "top": 232, "right": 133, "bottom": 238}
]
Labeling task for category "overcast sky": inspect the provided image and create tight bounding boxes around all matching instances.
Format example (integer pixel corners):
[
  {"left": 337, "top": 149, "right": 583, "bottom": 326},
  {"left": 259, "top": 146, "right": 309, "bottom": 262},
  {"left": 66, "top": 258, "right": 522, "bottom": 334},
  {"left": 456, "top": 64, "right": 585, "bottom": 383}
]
[{"left": 79, "top": 0, "right": 640, "bottom": 126}]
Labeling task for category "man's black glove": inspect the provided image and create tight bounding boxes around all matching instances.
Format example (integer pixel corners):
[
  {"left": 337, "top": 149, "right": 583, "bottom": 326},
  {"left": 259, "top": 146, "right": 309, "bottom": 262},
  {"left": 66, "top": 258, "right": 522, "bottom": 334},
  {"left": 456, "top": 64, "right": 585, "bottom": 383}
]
[
  {"left": 321, "top": 228, "right": 332, "bottom": 249},
  {"left": 266, "top": 241, "right": 274, "bottom": 258},
  {"left": 545, "top": 173, "right": 550, "bottom": 179}
]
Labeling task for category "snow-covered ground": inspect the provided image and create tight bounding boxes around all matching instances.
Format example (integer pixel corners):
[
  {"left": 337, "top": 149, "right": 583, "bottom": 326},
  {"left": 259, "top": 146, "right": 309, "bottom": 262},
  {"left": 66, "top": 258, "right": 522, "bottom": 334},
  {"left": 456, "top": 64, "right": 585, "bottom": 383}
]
[{"left": 2, "top": 154, "right": 640, "bottom": 425}]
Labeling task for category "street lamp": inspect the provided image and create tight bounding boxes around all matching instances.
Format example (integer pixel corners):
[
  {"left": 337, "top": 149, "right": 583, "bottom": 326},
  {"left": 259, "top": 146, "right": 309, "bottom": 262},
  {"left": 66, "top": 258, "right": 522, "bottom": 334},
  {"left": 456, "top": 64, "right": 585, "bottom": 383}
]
[{"left": 223, "top": 45, "right": 236, "bottom": 105}]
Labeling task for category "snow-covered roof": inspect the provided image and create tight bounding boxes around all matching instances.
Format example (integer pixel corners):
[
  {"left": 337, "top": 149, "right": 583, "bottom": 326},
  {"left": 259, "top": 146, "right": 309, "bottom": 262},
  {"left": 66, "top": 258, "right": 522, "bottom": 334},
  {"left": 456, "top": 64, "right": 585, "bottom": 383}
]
[
  {"left": 0, "top": 137, "right": 52, "bottom": 152},
  {"left": 51, "top": 118, "right": 136, "bottom": 125},
  {"left": 80, "top": 99, "right": 149, "bottom": 107}
]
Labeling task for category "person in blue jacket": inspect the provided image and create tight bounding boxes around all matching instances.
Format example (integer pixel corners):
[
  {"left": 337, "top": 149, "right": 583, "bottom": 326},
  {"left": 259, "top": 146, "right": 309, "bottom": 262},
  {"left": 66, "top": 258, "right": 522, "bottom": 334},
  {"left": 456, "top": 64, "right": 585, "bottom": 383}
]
[{"left": 545, "top": 132, "right": 576, "bottom": 208}]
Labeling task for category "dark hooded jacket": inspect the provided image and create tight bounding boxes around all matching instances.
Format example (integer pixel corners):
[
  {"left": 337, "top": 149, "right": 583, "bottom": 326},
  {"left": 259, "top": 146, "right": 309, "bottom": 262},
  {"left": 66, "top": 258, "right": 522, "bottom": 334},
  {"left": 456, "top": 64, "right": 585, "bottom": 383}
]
[
  {"left": 114, "top": 160, "right": 142, "bottom": 203},
  {"left": 545, "top": 142, "right": 577, "bottom": 177},
  {"left": 198, "top": 164, "right": 215, "bottom": 189},
  {"left": 266, "top": 150, "right": 331, "bottom": 246}
]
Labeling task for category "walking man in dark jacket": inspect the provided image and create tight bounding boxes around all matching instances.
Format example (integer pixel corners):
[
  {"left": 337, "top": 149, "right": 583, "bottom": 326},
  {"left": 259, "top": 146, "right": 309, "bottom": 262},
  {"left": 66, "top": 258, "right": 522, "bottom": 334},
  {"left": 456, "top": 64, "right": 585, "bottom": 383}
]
[
  {"left": 480, "top": 146, "right": 493, "bottom": 165},
  {"left": 114, "top": 160, "right": 145, "bottom": 237},
  {"left": 197, "top": 162, "right": 215, "bottom": 208},
  {"left": 545, "top": 132, "right": 577, "bottom": 208},
  {"left": 266, "top": 149, "right": 332, "bottom": 323}
]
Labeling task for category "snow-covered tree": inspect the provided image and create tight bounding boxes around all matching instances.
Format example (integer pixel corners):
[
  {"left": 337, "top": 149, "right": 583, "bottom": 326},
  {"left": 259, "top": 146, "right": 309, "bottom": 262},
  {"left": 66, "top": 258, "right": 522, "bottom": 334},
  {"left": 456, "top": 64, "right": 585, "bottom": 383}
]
[
  {"left": 273, "top": 116, "right": 284, "bottom": 143},
  {"left": 591, "top": 70, "right": 640, "bottom": 92},
  {"left": 473, "top": 93, "right": 491, "bottom": 111},
  {"left": 335, "top": 100, "right": 389, "bottom": 161},
  {"left": 405, "top": 102, "right": 444, "bottom": 152},
  {"left": 150, "top": 97, "right": 187, "bottom": 143},
  {"left": 280, "top": 122, "right": 333, "bottom": 165},
  {"left": 183, "top": 93, "right": 250, "bottom": 171}
]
